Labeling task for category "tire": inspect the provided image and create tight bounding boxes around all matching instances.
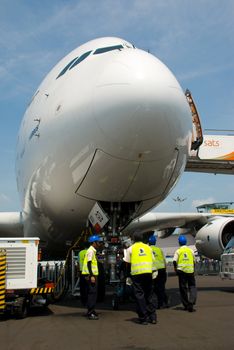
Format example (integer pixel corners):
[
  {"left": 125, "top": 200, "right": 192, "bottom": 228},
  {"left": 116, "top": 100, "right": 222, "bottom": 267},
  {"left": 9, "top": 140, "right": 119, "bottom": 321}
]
[{"left": 14, "top": 297, "right": 28, "bottom": 319}]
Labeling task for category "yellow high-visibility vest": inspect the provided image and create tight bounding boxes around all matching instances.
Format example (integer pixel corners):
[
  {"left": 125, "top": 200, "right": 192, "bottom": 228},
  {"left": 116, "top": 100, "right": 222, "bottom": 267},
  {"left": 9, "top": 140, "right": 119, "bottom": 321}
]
[
  {"left": 177, "top": 246, "right": 194, "bottom": 273},
  {"left": 78, "top": 249, "right": 87, "bottom": 271},
  {"left": 82, "top": 246, "right": 99, "bottom": 275},
  {"left": 151, "top": 246, "right": 166, "bottom": 270},
  {"left": 130, "top": 242, "right": 153, "bottom": 275}
]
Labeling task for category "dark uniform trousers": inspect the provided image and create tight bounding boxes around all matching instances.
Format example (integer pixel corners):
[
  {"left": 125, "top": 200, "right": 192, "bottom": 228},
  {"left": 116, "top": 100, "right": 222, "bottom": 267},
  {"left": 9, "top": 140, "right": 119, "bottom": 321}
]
[
  {"left": 85, "top": 277, "right": 98, "bottom": 314},
  {"left": 154, "top": 268, "right": 168, "bottom": 308},
  {"left": 131, "top": 273, "right": 157, "bottom": 322},
  {"left": 177, "top": 270, "right": 197, "bottom": 308},
  {"left": 79, "top": 274, "right": 88, "bottom": 306}
]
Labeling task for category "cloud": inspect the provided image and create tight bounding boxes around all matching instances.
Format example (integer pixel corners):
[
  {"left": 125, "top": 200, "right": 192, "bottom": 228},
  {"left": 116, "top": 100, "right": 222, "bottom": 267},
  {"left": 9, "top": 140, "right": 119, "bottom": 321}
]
[
  {"left": 0, "top": 0, "right": 233, "bottom": 95},
  {"left": 0, "top": 50, "right": 58, "bottom": 101},
  {"left": 178, "top": 63, "right": 234, "bottom": 82},
  {"left": 0, "top": 193, "right": 11, "bottom": 204}
]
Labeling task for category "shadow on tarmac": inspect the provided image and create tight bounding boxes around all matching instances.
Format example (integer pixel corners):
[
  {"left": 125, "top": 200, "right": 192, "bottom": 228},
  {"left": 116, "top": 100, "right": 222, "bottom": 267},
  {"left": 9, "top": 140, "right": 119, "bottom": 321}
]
[{"left": 2, "top": 278, "right": 233, "bottom": 321}]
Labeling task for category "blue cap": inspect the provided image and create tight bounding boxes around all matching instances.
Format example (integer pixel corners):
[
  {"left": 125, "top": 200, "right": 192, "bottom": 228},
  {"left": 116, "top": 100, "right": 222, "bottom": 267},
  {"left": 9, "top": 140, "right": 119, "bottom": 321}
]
[
  {"left": 148, "top": 235, "right": 156, "bottom": 245},
  {"left": 178, "top": 235, "right": 187, "bottom": 245},
  {"left": 88, "top": 235, "right": 101, "bottom": 243}
]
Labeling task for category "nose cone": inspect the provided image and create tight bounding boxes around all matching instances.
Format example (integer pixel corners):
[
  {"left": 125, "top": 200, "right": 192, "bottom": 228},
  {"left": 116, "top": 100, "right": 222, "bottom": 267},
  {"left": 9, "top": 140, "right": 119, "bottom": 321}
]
[{"left": 94, "top": 49, "right": 191, "bottom": 161}]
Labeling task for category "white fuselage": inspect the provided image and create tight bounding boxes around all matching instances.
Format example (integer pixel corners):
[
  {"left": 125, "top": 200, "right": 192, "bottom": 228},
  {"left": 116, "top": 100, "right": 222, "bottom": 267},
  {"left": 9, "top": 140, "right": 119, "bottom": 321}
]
[{"left": 16, "top": 37, "right": 192, "bottom": 256}]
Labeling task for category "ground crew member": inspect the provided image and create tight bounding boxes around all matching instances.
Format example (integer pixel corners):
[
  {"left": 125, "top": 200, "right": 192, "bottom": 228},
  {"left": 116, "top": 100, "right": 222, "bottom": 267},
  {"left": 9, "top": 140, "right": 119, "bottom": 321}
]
[
  {"left": 78, "top": 242, "right": 89, "bottom": 306},
  {"left": 82, "top": 234, "right": 101, "bottom": 320},
  {"left": 173, "top": 235, "right": 197, "bottom": 312},
  {"left": 149, "top": 234, "right": 169, "bottom": 309},
  {"left": 124, "top": 232, "right": 157, "bottom": 325}
]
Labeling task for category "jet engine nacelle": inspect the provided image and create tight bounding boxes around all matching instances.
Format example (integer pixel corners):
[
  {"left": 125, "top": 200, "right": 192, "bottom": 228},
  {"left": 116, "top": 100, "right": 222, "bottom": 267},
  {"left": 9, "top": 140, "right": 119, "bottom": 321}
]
[{"left": 195, "top": 217, "right": 234, "bottom": 260}]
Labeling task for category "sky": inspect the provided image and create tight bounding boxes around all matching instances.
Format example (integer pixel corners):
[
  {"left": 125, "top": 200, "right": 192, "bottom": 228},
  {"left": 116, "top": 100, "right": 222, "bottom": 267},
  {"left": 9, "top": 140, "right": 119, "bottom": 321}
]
[{"left": 0, "top": 0, "right": 233, "bottom": 213}]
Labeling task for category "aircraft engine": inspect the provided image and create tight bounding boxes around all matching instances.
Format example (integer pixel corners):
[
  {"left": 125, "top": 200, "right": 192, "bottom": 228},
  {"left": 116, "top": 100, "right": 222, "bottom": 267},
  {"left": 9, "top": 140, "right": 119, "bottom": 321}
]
[{"left": 195, "top": 217, "right": 234, "bottom": 260}]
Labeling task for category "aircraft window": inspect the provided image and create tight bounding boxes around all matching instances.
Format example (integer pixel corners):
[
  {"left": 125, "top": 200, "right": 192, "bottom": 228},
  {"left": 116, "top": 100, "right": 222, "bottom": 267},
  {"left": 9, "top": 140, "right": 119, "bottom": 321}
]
[
  {"left": 56, "top": 45, "right": 124, "bottom": 80},
  {"left": 93, "top": 45, "right": 123, "bottom": 55},
  {"left": 69, "top": 51, "right": 92, "bottom": 70},
  {"left": 56, "top": 57, "right": 78, "bottom": 79}
]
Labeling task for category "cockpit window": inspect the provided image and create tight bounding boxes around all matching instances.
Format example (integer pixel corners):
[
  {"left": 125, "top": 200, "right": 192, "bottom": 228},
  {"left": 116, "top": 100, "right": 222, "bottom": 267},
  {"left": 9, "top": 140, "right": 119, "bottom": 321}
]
[
  {"left": 56, "top": 57, "right": 78, "bottom": 79},
  {"left": 69, "top": 51, "right": 92, "bottom": 70},
  {"left": 93, "top": 45, "right": 123, "bottom": 55},
  {"left": 56, "top": 44, "right": 125, "bottom": 80}
]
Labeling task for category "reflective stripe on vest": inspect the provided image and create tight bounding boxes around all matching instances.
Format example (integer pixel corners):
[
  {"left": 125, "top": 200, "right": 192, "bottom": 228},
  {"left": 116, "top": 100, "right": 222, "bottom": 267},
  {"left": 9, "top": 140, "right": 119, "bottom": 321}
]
[
  {"left": 131, "top": 242, "right": 152, "bottom": 275},
  {"left": 78, "top": 249, "right": 87, "bottom": 271},
  {"left": 177, "top": 246, "right": 194, "bottom": 273},
  {"left": 82, "top": 246, "right": 99, "bottom": 275},
  {"left": 151, "top": 246, "right": 165, "bottom": 270}
]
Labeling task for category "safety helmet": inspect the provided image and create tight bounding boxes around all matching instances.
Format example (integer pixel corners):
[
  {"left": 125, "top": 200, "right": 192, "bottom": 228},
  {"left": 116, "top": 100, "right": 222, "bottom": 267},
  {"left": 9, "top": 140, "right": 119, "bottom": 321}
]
[
  {"left": 88, "top": 234, "right": 101, "bottom": 243},
  {"left": 178, "top": 235, "right": 187, "bottom": 246},
  {"left": 148, "top": 234, "right": 156, "bottom": 245}
]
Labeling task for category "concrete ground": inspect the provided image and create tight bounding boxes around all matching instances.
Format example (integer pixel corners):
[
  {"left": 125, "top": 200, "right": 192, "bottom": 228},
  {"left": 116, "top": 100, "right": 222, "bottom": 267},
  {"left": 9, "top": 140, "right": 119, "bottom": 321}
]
[{"left": 1, "top": 275, "right": 234, "bottom": 350}]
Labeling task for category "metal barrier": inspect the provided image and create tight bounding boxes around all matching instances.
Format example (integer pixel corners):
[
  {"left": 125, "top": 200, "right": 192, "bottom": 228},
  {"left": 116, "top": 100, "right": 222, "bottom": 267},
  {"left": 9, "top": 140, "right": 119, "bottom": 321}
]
[
  {"left": 38, "top": 259, "right": 221, "bottom": 283},
  {"left": 37, "top": 258, "right": 80, "bottom": 297},
  {"left": 38, "top": 261, "right": 67, "bottom": 295},
  {"left": 166, "top": 260, "right": 220, "bottom": 276},
  {"left": 37, "top": 258, "right": 221, "bottom": 300},
  {"left": 195, "top": 260, "right": 220, "bottom": 275}
]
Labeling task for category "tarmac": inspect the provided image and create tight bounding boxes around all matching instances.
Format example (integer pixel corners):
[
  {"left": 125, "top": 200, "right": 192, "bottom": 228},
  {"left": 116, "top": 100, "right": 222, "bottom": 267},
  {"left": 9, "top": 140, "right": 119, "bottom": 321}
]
[{"left": 1, "top": 274, "right": 234, "bottom": 350}]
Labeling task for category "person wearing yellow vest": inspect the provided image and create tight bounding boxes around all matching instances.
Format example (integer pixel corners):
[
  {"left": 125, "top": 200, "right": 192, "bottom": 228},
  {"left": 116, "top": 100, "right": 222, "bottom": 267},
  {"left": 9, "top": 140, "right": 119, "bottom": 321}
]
[
  {"left": 173, "top": 235, "right": 197, "bottom": 312},
  {"left": 82, "top": 234, "right": 101, "bottom": 320},
  {"left": 124, "top": 232, "right": 157, "bottom": 325},
  {"left": 78, "top": 241, "right": 89, "bottom": 306},
  {"left": 148, "top": 235, "right": 169, "bottom": 309}
]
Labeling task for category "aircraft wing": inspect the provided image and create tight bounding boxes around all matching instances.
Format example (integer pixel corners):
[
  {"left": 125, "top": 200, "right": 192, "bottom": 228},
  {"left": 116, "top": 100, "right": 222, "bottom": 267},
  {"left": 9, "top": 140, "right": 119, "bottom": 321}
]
[
  {"left": 123, "top": 211, "right": 230, "bottom": 237},
  {"left": 0, "top": 212, "right": 24, "bottom": 237},
  {"left": 186, "top": 134, "right": 234, "bottom": 175}
]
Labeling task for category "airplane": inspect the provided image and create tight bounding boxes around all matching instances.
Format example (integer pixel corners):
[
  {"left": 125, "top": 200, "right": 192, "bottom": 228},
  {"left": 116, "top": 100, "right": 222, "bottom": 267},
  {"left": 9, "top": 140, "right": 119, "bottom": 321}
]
[
  {"left": 0, "top": 37, "right": 233, "bottom": 260},
  {"left": 124, "top": 209, "right": 234, "bottom": 260}
]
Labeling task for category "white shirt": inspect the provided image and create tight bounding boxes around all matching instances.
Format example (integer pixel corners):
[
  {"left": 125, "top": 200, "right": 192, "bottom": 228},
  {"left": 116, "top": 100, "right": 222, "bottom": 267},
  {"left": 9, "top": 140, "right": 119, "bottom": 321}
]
[
  {"left": 123, "top": 246, "right": 132, "bottom": 263},
  {"left": 86, "top": 246, "right": 96, "bottom": 262}
]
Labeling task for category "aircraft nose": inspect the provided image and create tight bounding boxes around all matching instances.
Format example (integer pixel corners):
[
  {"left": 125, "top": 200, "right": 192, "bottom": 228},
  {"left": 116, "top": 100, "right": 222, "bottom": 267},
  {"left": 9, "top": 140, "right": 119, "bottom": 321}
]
[{"left": 93, "top": 49, "right": 191, "bottom": 161}]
